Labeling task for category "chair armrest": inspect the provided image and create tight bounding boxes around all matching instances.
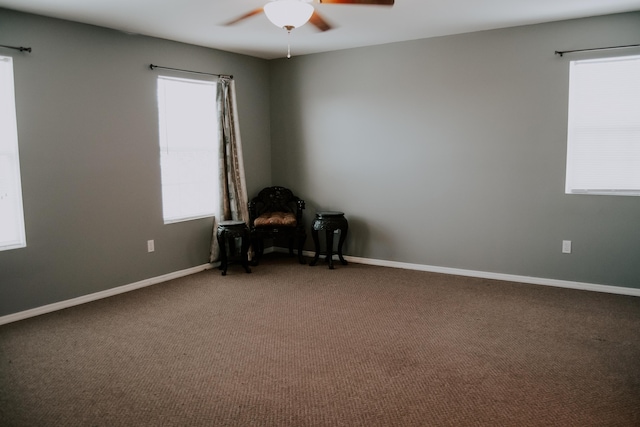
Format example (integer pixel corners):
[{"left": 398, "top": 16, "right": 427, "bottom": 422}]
[
  {"left": 248, "top": 200, "right": 258, "bottom": 226},
  {"left": 296, "top": 199, "right": 305, "bottom": 224}
]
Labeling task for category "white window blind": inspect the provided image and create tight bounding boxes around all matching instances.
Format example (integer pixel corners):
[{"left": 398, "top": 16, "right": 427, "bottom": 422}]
[
  {"left": 157, "top": 76, "right": 219, "bottom": 223},
  {"left": 0, "top": 55, "right": 26, "bottom": 251},
  {"left": 565, "top": 54, "right": 640, "bottom": 195}
]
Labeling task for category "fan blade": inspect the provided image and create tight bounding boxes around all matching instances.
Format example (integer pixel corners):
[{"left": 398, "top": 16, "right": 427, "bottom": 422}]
[
  {"left": 318, "top": 0, "right": 394, "bottom": 5},
  {"left": 309, "top": 11, "right": 332, "bottom": 32},
  {"left": 222, "top": 7, "right": 264, "bottom": 26}
]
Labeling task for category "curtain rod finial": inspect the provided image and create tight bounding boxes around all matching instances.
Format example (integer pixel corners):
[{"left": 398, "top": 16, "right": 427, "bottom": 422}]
[{"left": 0, "top": 44, "right": 32, "bottom": 53}]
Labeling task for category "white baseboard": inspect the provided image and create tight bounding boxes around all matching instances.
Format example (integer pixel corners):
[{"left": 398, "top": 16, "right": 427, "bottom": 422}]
[
  {"left": 312, "top": 251, "right": 640, "bottom": 298},
  {"left": 0, "top": 263, "right": 215, "bottom": 326},
  {"left": 292, "top": 248, "right": 640, "bottom": 297},
  {"left": 3, "top": 250, "right": 638, "bottom": 326}
]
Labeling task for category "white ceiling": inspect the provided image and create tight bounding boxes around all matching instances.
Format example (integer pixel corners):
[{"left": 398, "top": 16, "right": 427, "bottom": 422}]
[{"left": 1, "top": 0, "right": 639, "bottom": 59}]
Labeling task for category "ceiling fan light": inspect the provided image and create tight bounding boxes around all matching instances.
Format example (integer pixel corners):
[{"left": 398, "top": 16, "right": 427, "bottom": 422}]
[{"left": 264, "top": 0, "right": 314, "bottom": 29}]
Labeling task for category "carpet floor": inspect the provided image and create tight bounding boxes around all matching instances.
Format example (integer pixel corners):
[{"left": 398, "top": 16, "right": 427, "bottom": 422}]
[{"left": 1, "top": 254, "right": 639, "bottom": 426}]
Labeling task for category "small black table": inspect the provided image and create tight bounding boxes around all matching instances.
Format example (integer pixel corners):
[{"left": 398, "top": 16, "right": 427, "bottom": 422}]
[
  {"left": 309, "top": 211, "right": 348, "bottom": 269},
  {"left": 216, "top": 220, "right": 251, "bottom": 276}
]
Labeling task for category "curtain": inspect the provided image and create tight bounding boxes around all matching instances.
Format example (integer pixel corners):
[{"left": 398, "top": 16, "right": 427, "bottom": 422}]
[{"left": 210, "top": 77, "right": 249, "bottom": 263}]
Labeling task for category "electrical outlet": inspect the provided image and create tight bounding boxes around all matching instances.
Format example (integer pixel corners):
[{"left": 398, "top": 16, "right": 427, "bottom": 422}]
[
  {"left": 147, "top": 240, "right": 155, "bottom": 253},
  {"left": 562, "top": 240, "right": 571, "bottom": 254}
]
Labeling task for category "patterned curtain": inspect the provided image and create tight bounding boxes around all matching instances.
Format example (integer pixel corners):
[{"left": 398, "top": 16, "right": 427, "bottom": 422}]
[{"left": 210, "top": 77, "right": 249, "bottom": 263}]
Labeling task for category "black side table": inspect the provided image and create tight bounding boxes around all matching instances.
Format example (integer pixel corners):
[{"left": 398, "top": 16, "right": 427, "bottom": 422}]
[
  {"left": 216, "top": 220, "right": 251, "bottom": 276},
  {"left": 309, "top": 211, "right": 348, "bottom": 269}
]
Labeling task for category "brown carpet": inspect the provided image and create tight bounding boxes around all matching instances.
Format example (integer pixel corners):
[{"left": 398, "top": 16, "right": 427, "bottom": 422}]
[{"left": 1, "top": 254, "right": 639, "bottom": 426}]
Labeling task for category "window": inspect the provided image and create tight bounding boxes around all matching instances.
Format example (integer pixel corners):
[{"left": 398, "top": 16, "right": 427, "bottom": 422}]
[
  {"left": 0, "top": 55, "right": 26, "bottom": 251},
  {"left": 565, "top": 54, "right": 640, "bottom": 195},
  {"left": 156, "top": 76, "right": 219, "bottom": 223}
]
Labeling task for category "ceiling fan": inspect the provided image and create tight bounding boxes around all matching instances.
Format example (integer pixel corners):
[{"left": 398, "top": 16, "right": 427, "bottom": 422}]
[{"left": 223, "top": 0, "right": 395, "bottom": 33}]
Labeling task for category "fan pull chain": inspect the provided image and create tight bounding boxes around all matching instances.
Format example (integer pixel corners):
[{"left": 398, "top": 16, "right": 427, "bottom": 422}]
[{"left": 287, "top": 30, "right": 292, "bottom": 59}]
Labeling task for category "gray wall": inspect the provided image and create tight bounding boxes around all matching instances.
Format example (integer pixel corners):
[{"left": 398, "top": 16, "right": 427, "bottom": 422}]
[
  {"left": 269, "top": 12, "right": 640, "bottom": 289},
  {"left": 0, "top": 9, "right": 272, "bottom": 316}
]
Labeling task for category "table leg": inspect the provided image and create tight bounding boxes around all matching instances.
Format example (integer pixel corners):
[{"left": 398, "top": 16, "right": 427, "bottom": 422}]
[
  {"left": 217, "top": 231, "right": 228, "bottom": 276},
  {"left": 326, "top": 229, "right": 335, "bottom": 270},
  {"left": 337, "top": 226, "right": 348, "bottom": 265}
]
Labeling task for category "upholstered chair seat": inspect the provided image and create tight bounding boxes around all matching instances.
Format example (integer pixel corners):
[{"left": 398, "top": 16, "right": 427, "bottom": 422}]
[{"left": 254, "top": 212, "right": 297, "bottom": 227}]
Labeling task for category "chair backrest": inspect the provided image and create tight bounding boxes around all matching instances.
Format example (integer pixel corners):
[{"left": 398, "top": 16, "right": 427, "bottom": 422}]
[{"left": 249, "top": 186, "right": 305, "bottom": 227}]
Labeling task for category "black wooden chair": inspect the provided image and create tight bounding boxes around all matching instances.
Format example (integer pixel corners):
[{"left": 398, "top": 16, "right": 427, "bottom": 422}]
[{"left": 248, "top": 186, "right": 306, "bottom": 265}]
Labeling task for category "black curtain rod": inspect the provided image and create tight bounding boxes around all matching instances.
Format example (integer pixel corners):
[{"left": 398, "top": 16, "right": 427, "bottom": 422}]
[
  {"left": 555, "top": 43, "right": 640, "bottom": 57},
  {"left": 0, "top": 44, "right": 32, "bottom": 53},
  {"left": 149, "top": 64, "right": 232, "bottom": 79}
]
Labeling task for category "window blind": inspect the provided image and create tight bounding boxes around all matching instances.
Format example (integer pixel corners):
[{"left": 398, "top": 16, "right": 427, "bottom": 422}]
[
  {"left": 157, "top": 76, "right": 219, "bottom": 223},
  {"left": 565, "top": 55, "right": 640, "bottom": 195},
  {"left": 0, "top": 55, "right": 27, "bottom": 250}
]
